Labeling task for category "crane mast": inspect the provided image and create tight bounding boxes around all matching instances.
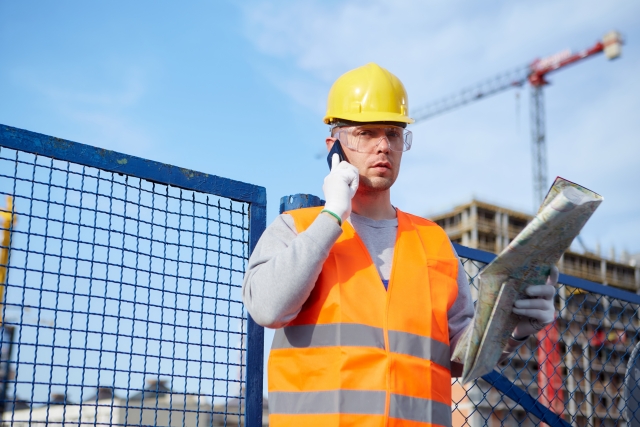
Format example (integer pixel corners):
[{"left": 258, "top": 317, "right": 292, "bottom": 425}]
[
  {"left": 530, "top": 86, "right": 546, "bottom": 208},
  {"left": 413, "top": 31, "right": 623, "bottom": 208}
]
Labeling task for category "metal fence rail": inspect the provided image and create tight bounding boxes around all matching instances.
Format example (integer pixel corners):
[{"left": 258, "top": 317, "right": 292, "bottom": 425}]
[{"left": 0, "top": 125, "right": 266, "bottom": 427}]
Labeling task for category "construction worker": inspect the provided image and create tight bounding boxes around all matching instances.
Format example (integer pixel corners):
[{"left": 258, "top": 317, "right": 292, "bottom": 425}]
[{"left": 242, "top": 63, "right": 557, "bottom": 427}]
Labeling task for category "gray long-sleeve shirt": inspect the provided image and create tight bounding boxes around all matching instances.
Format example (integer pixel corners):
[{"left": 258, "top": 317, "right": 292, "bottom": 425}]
[
  {"left": 242, "top": 210, "right": 474, "bottom": 353},
  {"left": 242, "top": 210, "right": 524, "bottom": 368}
]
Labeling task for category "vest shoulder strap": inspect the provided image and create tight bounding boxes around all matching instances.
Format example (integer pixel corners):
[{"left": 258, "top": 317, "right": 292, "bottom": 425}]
[
  {"left": 400, "top": 210, "right": 437, "bottom": 227},
  {"left": 286, "top": 207, "right": 454, "bottom": 258},
  {"left": 397, "top": 210, "right": 457, "bottom": 259}
]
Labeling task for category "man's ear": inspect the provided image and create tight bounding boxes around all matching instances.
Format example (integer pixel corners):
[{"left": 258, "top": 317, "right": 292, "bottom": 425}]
[{"left": 325, "top": 137, "right": 337, "bottom": 153}]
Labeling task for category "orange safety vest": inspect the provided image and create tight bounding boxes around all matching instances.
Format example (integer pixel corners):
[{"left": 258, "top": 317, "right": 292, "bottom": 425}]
[{"left": 268, "top": 206, "right": 459, "bottom": 427}]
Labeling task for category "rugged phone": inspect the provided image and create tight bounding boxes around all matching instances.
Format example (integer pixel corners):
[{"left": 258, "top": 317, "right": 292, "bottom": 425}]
[{"left": 327, "top": 140, "right": 347, "bottom": 170}]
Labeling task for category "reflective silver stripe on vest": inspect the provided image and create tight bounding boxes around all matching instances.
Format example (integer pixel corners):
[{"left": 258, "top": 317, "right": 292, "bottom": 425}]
[
  {"left": 272, "top": 323, "right": 385, "bottom": 349},
  {"left": 273, "top": 324, "right": 450, "bottom": 368},
  {"left": 390, "top": 394, "right": 452, "bottom": 426},
  {"left": 388, "top": 330, "right": 451, "bottom": 369},
  {"left": 269, "top": 390, "right": 386, "bottom": 415}
]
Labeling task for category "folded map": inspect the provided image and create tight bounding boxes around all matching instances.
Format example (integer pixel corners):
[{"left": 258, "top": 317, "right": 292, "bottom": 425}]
[{"left": 451, "top": 177, "right": 603, "bottom": 383}]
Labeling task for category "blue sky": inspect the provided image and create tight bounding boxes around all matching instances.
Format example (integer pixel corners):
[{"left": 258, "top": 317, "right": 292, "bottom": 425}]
[
  {"left": 2, "top": 1, "right": 639, "bottom": 255},
  {"left": 1, "top": 0, "right": 639, "bottom": 400}
]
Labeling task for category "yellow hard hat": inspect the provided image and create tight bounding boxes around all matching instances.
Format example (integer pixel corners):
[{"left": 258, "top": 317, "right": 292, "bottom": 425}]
[{"left": 324, "top": 63, "right": 414, "bottom": 125}]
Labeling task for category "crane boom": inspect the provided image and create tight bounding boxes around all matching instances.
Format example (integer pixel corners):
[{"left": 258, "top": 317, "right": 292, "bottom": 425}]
[
  {"left": 413, "top": 66, "right": 529, "bottom": 123},
  {"left": 413, "top": 31, "right": 622, "bottom": 208}
]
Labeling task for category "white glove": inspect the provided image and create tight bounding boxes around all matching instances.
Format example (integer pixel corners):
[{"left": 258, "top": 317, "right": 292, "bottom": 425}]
[
  {"left": 322, "top": 153, "right": 359, "bottom": 223},
  {"left": 512, "top": 266, "right": 559, "bottom": 339}
]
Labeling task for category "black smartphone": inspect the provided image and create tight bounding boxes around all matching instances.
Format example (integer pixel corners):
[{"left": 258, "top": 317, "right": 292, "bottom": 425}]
[{"left": 327, "top": 140, "right": 347, "bottom": 170}]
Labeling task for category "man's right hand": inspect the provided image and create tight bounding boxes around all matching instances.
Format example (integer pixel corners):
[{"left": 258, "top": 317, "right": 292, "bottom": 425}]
[{"left": 323, "top": 152, "right": 359, "bottom": 223}]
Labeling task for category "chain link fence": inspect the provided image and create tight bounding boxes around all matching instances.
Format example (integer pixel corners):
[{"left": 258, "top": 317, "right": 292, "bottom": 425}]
[
  {"left": 454, "top": 248, "right": 639, "bottom": 427},
  {"left": 0, "top": 125, "right": 266, "bottom": 426}
]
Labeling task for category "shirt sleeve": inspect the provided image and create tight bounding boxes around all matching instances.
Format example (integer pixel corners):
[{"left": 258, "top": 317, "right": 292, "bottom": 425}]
[
  {"left": 448, "top": 248, "right": 475, "bottom": 355},
  {"left": 242, "top": 213, "right": 342, "bottom": 329},
  {"left": 447, "top": 245, "right": 475, "bottom": 377}
]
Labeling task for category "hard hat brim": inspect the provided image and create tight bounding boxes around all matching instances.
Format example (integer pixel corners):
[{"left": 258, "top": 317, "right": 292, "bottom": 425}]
[{"left": 324, "top": 111, "right": 415, "bottom": 125}]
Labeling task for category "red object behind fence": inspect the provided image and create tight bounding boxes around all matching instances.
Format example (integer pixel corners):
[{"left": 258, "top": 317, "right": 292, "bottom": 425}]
[{"left": 538, "top": 323, "right": 565, "bottom": 424}]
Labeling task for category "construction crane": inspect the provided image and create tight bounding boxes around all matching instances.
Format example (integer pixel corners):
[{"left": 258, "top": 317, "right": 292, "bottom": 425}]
[{"left": 413, "top": 31, "right": 623, "bottom": 208}]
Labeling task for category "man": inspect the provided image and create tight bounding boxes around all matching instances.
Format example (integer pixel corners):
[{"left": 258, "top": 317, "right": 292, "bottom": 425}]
[{"left": 243, "top": 63, "right": 557, "bottom": 427}]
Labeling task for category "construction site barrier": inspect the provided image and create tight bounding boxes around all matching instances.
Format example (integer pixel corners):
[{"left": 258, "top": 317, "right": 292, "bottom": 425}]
[
  {"left": 0, "top": 125, "right": 266, "bottom": 427},
  {"left": 0, "top": 126, "right": 637, "bottom": 426}
]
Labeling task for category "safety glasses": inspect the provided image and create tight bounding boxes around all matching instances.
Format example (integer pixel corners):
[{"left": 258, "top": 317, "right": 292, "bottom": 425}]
[{"left": 332, "top": 125, "right": 412, "bottom": 153}]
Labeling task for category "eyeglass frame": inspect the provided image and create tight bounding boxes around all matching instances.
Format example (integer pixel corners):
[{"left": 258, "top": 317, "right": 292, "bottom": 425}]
[{"left": 330, "top": 124, "right": 413, "bottom": 153}]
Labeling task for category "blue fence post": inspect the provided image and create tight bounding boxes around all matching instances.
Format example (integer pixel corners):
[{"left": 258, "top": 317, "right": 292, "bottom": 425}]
[
  {"left": 245, "top": 202, "right": 266, "bottom": 427},
  {"left": 279, "top": 194, "right": 324, "bottom": 213}
]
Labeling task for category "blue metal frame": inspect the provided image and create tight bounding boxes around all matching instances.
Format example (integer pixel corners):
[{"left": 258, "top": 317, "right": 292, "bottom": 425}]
[
  {"left": 0, "top": 124, "right": 267, "bottom": 427},
  {"left": 453, "top": 242, "right": 497, "bottom": 264},
  {"left": 482, "top": 371, "right": 571, "bottom": 427},
  {"left": 0, "top": 124, "right": 265, "bottom": 207},
  {"left": 246, "top": 203, "right": 266, "bottom": 427},
  {"left": 280, "top": 193, "right": 324, "bottom": 213},
  {"left": 454, "top": 242, "right": 640, "bottom": 304}
]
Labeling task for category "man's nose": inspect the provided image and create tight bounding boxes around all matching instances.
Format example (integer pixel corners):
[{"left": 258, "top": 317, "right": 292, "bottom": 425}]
[{"left": 376, "top": 136, "right": 391, "bottom": 153}]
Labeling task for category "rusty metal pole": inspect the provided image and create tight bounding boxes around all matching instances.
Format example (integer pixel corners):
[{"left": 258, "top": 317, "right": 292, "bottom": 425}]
[
  {"left": 0, "top": 197, "right": 17, "bottom": 323},
  {"left": 0, "top": 196, "right": 17, "bottom": 419}
]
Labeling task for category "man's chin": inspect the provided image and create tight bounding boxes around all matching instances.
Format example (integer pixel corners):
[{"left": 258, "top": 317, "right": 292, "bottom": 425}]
[{"left": 359, "top": 177, "right": 395, "bottom": 192}]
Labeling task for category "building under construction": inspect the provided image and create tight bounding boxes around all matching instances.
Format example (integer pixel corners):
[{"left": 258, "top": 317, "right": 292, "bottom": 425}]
[
  {"left": 431, "top": 199, "right": 639, "bottom": 291},
  {"left": 432, "top": 199, "right": 640, "bottom": 427}
]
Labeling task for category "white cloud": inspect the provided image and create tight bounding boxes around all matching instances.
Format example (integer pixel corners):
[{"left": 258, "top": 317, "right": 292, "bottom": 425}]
[
  {"left": 10, "top": 64, "right": 154, "bottom": 154},
  {"left": 242, "top": 0, "right": 637, "bottom": 101},
  {"left": 59, "top": 108, "right": 154, "bottom": 154},
  {"left": 240, "top": 0, "right": 640, "bottom": 254},
  {"left": 14, "top": 62, "right": 147, "bottom": 107}
]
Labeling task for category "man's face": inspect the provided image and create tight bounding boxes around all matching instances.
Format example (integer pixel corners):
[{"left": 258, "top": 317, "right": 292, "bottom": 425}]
[{"left": 325, "top": 125, "right": 405, "bottom": 192}]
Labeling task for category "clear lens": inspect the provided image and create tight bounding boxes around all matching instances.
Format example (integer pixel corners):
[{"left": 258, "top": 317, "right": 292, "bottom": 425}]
[{"left": 334, "top": 125, "right": 412, "bottom": 152}]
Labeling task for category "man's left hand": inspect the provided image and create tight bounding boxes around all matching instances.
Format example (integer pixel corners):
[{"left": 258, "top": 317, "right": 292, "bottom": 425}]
[{"left": 512, "top": 266, "right": 559, "bottom": 340}]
